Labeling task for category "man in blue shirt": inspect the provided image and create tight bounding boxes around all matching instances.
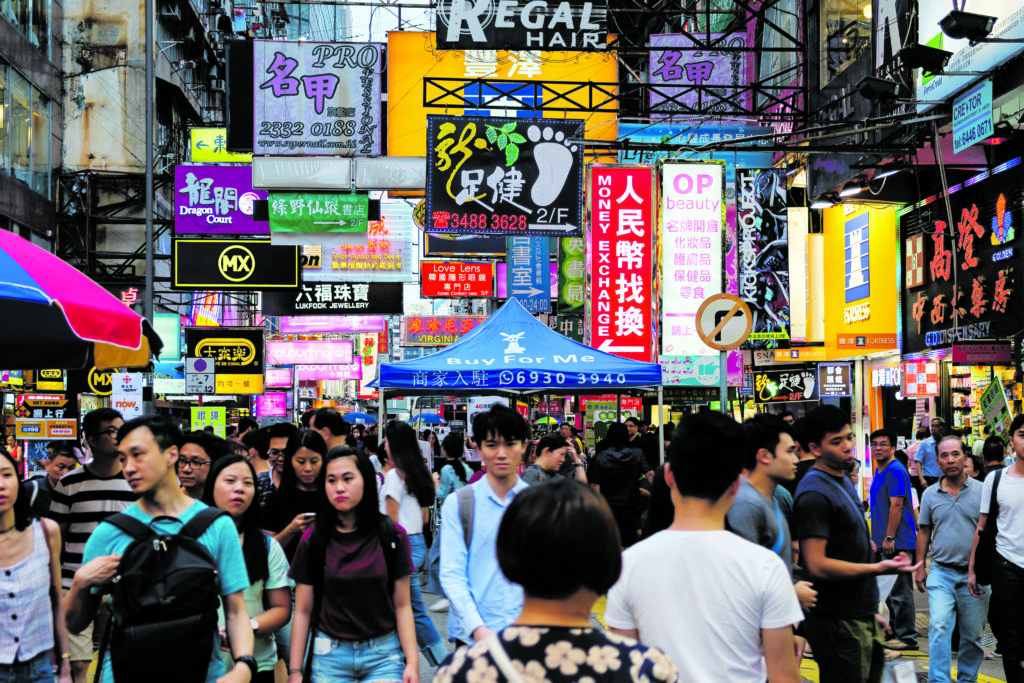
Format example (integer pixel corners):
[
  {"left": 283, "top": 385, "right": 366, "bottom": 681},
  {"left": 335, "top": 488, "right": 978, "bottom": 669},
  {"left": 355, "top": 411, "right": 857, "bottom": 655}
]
[
  {"left": 64, "top": 415, "right": 255, "bottom": 683},
  {"left": 914, "top": 418, "right": 946, "bottom": 489},
  {"left": 869, "top": 428, "right": 918, "bottom": 651},
  {"left": 440, "top": 404, "right": 530, "bottom": 645}
]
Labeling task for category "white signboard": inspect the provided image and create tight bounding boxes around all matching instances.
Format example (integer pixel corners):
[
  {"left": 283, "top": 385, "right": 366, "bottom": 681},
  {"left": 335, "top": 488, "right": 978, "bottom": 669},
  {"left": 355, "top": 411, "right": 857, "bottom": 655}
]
[
  {"left": 952, "top": 79, "right": 993, "bottom": 153},
  {"left": 112, "top": 373, "right": 144, "bottom": 420},
  {"left": 253, "top": 41, "right": 383, "bottom": 156},
  {"left": 184, "top": 357, "right": 216, "bottom": 395}
]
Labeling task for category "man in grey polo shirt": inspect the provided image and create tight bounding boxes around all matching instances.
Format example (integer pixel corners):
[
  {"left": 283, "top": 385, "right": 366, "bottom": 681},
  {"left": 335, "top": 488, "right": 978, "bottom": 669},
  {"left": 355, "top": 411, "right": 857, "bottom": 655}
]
[{"left": 915, "top": 435, "right": 988, "bottom": 683}]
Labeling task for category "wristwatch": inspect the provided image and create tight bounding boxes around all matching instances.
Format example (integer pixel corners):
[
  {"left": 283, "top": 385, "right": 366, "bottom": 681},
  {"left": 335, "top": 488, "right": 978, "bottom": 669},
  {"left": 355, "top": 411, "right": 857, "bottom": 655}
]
[
  {"left": 885, "top": 536, "right": 895, "bottom": 542},
  {"left": 235, "top": 655, "right": 258, "bottom": 678},
  {"left": 250, "top": 617, "right": 259, "bottom": 631}
]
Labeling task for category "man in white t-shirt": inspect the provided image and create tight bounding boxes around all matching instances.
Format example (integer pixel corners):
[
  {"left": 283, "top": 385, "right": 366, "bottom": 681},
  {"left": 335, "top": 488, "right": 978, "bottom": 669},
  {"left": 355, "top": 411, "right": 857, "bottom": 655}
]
[{"left": 605, "top": 411, "right": 804, "bottom": 683}]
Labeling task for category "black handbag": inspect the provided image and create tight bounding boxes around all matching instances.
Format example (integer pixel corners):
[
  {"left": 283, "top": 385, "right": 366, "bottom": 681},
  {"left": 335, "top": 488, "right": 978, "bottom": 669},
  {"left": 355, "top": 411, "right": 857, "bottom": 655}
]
[{"left": 973, "top": 470, "right": 1003, "bottom": 586}]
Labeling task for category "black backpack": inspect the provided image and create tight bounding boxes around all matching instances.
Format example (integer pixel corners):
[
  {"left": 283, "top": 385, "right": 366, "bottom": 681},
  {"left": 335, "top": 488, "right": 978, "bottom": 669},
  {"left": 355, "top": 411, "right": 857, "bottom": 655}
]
[{"left": 95, "top": 508, "right": 226, "bottom": 683}]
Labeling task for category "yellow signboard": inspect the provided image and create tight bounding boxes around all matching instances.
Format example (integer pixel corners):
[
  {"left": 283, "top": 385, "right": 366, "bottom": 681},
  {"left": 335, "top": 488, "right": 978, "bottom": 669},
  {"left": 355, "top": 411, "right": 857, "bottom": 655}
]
[
  {"left": 387, "top": 32, "right": 619, "bottom": 160},
  {"left": 190, "top": 128, "right": 253, "bottom": 163},
  {"left": 823, "top": 204, "right": 899, "bottom": 359},
  {"left": 37, "top": 369, "right": 65, "bottom": 391}
]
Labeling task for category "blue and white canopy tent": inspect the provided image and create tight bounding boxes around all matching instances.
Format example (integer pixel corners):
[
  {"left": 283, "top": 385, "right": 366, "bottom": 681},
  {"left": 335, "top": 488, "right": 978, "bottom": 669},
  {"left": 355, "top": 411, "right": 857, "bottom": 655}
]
[{"left": 368, "top": 298, "right": 665, "bottom": 459}]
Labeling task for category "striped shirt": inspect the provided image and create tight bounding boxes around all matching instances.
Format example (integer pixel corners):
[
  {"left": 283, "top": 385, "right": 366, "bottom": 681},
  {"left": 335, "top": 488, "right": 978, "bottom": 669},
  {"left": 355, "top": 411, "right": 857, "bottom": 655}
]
[{"left": 49, "top": 466, "right": 136, "bottom": 589}]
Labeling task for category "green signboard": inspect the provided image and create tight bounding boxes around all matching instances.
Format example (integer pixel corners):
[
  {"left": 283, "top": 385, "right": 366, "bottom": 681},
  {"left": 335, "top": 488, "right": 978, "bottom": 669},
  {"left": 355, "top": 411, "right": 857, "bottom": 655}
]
[
  {"left": 980, "top": 380, "right": 1012, "bottom": 442},
  {"left": 269, "top": 193, "right": 369, "bottom": 233}
]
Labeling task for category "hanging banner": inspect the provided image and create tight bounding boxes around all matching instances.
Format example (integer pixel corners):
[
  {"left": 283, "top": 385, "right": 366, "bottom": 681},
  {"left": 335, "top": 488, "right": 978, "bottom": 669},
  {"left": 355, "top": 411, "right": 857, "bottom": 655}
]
[
  {"left": 421, "top": 261, "right": 494, "bottom": 297},
  {"left": 736, "top": 168, "right": 790, "bottom": 348},
  {"left": 174, "top": 166, "right": 268, "bottom": 235},
  {"left": 262, "top": 281, "right": 403, "bottom": 315},
  {"left": 266, "top": 339, "right": 354, "bottom": 366},
  {"left": 660, "top": 161, "right": 726, "bottom": 356},
  {"left": 172, "top": 240, "right": 300, "bottom": 289},
  {"left": 111, "top": 373, "right": 144, "bottom": 420},
  {"left": 269, "top": 193, "right": 369, "bottom": 233},
  {"left": 558, "top": 237, "right": 586, "bottom": 312},
  {"left": 358, "top": 333, "right": 379, "bottom": 399},
  {"left": 184, "top": 327, "right": 266, "bottom": 394},
  {"left": 505, "top": 236, "right": 551, "bottom": 312},
  {"left": 435, "top": 0, "right": 607, "bottom": 50},
  {"left": 426, "top": 115, "right": 584, "bottom": 236},
  {"left": 253, "top": 40, "right": 383, "bottom": 156},
  {"left": 586, "top": 165, "right": 656, "bottom": 362},
  {"left": 980, "top": 379, "right": 1013, "bottom": 442},
  {"left": 403, "top": 315, "right": 487, "bottom": 346}
]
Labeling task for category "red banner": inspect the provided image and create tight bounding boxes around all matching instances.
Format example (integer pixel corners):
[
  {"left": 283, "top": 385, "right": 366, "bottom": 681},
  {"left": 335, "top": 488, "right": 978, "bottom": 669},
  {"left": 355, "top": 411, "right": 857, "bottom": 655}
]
[
  {"left": 587, "top": 166, "right": 656, "bottom": 362},
  {"left": 421, "top": 261, "right": 494, "bottom": 297}
]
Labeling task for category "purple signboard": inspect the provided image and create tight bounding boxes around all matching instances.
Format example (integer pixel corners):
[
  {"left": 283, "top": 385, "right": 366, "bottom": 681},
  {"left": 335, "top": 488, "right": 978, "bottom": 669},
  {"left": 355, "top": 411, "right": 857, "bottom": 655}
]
[
  {"left": 265, "top": 366, "right": 293, "bottom": 388},
  {"left": 255, "top": 392, "right": 288, "bottom": 417},
  {"left": 279, "top": 315, "right": 386, "bottom": 334},
  {"left": 266, "top": 339, "right": 353, "bottom": 365},
  {"left": 495, "top": 262, "right": 558, "bottom": 299},
  {"left": 295, "top": 364, "right": 362, "bottom": 381},
  {"left": 253, "top": 41, "right": 384, "bottom": 157},
  {"left": 649, "top": 33, "right": 754, "bottom": 118},
  {"left": 174, "top": 165, "right": 268, "bottom": 235}
]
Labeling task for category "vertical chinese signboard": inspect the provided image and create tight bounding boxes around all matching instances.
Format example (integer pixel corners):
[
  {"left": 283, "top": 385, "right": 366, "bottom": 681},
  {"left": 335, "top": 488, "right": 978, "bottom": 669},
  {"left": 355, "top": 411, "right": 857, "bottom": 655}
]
[
  {"left": 253, "top": 41, "right": 383, "bottom": 156},
  {"left": 558, "top": 237, "right": 586, "bottom": 313},
  {"left": 358, "top": 333, "right": 379, "bottom": 399},
  {"left": 505, "top": 236, "right": 551, "bottom": 312},
  {"left": 899, "top": 158, "right": 1022, "bottom": 354},
  {"left": 586, "top": 166, "right": 656, "bottom": 362},
  {"left": 660, "top": 161, "right": 725, "bottom": 356},
  {"left": 736, "top": 168, "right": 789, "bottom": 348}
]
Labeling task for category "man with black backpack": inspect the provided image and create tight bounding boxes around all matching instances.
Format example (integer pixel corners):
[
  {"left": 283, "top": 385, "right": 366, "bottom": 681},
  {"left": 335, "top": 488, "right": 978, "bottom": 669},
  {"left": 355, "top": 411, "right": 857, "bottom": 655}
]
[{"left": 63, "top": 415, "right": 256, "bottom": 683}]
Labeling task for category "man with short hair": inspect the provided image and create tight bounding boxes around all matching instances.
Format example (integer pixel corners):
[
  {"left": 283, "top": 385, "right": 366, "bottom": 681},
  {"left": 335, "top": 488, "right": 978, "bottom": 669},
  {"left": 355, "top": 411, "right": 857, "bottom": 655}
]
[
  {"left": 606, "top": 412, "right": 804, "bottom": 683},
  {"left": 625, "top": 416, "right": 642, "bottom": 443},
  {"left": 440, "top": 404, "right": 530, "bottom": 645},
  {"left": 868, "top": 428, "right": 918, "bottom": 651},
  {"left": 27, "top": 441, "right": 78, "bottom": 518},
  {"left": 178, "top": 431, "right": 229, "bottom": 500},
  {"left": 781, "top": 418, "right": 816, "bottom": 497},
  {"left": 915, "top": 435, "right": 989, "bottom": 683},
  {"left": 64, "top": 415, "right": 255, "bottom": 683},
  {"left": 263, "top": 422, "right": 298, "bottom": 497},
  {"left": 794, "top": 405, "right": 920, "bottom": 683},
  {"left": 311, "top": 407, "right": 349, "bottom": 449},
  {"left": 983, "top": 435, "right": 1006, "bottom": 474},
  {"left": 50, "top": 408, "right": 135, "bottom": 683},
  {"left": 236, "top": 416, "right": 259, "bottom": 440},
  {"left": 559, "top": 422, "right": 584, "bottom": 458},
  {"left": 915, "top": 418, "right": 946, "bottom": 489},
  {"left": 779, "top": 410, "right": 795, "bottom": 426}
]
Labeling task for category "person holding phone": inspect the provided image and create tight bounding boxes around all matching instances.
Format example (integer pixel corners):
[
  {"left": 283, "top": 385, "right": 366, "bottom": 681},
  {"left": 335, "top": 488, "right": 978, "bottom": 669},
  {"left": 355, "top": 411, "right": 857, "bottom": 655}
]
[{"left": 262, "top": 429, "right": 327, "bottom": 561}]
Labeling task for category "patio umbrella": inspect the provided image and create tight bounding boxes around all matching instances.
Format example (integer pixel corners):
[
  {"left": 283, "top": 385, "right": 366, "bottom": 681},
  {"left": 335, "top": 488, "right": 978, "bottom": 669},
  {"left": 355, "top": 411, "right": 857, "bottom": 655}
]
[
  {"left": 343, "top": 411, "right": 377, "bottom": 424},
  {"left": 411, "top": 413, "right": 446, "bottom": 425},
  {"left": 0, "top": 230, "right": 161, "bottom": 369}
]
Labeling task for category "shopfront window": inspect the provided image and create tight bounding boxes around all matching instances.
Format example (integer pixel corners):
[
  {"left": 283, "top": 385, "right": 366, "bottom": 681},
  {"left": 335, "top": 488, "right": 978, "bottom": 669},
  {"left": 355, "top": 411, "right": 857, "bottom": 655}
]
[
  {"left": 30, "top": 91, "right": 48, "bottom": 195},
  {"left": 0, "top": 65, "right": 50, "bottom": 198},
  {"left": 820, "top": 0, "right": 870, "bottom": 85},
  {"left": 0, "top": 67, "right": 7, "bottom": 171},
  {"left": 10, "top": 70, "right": 31, "bottom": 186}
]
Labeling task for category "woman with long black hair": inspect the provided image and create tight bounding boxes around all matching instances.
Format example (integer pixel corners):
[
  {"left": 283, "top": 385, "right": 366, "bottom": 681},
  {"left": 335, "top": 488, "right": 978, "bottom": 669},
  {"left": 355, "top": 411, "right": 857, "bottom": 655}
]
[
  {"left": 203, "top": 454, "right": 291, "bottom": 683},
  {"left": 262, "top": 429, "right": 326, "bottom": 561},
  {"left": 288, "top": 447, "right": 418, "bottom": 683},
  {"left": 436, "top": 431, "right": 471, "bottom": 502},
  {"left": 382, "top": 422, "right": 447, "bottom": 665}
]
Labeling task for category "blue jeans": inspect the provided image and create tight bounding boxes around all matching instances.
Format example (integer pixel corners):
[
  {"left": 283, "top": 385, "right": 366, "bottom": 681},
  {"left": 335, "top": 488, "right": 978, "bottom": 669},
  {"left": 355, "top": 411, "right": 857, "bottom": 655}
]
[
  {"left": 927, "top": 563, "right": 990, "bottom": 683},
  {"left": 311, "top": 630, "right": 405, "bottom": 683},
  {"left": 408, "top": 533, "right": 447, "bottom": 665},
  {"left": 0, "top": 651, "right": 52, "bottom": 683}
]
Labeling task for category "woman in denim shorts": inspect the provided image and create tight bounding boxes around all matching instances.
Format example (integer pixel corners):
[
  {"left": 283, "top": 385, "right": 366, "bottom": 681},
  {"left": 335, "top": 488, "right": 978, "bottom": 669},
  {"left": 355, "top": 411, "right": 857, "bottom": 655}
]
[{"left": 287, "top": 446, "right": 419, "bottom": 683}]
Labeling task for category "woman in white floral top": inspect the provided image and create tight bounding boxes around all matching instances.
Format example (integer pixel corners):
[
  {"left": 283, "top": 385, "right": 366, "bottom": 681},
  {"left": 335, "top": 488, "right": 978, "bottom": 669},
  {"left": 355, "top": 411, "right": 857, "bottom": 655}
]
[{"left": 433, "top": 478, "right": 679, "bottom": 683}]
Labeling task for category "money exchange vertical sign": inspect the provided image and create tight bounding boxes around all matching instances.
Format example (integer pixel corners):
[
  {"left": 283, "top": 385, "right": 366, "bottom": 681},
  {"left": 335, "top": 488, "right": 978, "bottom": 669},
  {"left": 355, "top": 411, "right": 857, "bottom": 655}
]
[
  {"left": 736, "top": 168, "right": 790, "bottom": 348},
  {"left": 587, "top": 166, "right": 655, "bottom": 362},
  {"left": 505, "top": 236, "right": 550, "bottom": 312},
  {"left": 253, "top": 41, "right": 383, "bottom": 156},
  {"left": 558, "top": 237, "right": 586, "bottom": 312}
]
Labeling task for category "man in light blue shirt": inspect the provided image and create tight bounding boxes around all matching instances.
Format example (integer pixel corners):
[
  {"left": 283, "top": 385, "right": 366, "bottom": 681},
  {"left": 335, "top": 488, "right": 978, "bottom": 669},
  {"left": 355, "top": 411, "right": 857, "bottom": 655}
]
[
  {"left": 440, "top": 404, "right": 530, "bottom": 645},
  {"left": 914, "top": 418, "right": 946, "bottom": 488}
]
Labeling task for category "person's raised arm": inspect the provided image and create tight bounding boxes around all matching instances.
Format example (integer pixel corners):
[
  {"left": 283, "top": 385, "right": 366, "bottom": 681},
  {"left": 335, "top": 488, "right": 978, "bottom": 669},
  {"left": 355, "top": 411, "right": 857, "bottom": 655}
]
[
  {"left": 63, "top": 554, "right": 119, "bottom": 633},
  {"left": 800, "top": 538, "right": 919, "bottom": 581}
]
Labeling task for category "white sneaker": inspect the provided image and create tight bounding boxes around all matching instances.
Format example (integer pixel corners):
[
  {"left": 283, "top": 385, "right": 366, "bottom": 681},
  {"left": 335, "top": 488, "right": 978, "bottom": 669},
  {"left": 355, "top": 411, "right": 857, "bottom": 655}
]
[{"left": 429, "top": 598, "right": 450, "bottom": 612}]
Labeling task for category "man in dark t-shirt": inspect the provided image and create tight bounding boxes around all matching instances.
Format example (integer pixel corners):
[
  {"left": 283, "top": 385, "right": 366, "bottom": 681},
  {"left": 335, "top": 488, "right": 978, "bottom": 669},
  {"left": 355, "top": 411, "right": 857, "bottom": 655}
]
[{"left": 793, "top": 406, "right": 920, "bottom": 683}]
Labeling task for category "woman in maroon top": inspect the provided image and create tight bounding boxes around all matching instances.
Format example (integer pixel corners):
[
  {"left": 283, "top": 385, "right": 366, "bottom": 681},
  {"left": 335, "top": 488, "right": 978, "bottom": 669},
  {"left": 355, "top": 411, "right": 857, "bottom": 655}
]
[{"left": 287, "top": 446, "right": 419, "bottom": 683}]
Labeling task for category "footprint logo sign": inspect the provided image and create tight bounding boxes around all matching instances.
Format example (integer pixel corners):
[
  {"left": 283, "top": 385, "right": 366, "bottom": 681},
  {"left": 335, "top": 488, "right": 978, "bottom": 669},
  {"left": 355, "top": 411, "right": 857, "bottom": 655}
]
[{"left": 426, "top": 114, "right": 584, "bottom": 237}]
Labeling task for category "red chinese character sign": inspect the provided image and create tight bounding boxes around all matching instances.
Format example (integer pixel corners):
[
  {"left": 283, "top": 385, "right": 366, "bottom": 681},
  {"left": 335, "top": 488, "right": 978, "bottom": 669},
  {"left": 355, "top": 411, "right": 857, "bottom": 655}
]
[
  {"left": 899, "top": 159, "right": 1021, "bottom": 354},
  {"left": 585, "top": 166, "right": 656, "bottom": 362},
  {"left": 421, "top": 261, "right": 494, "bottom": 297},
  {"left": 426, "top": 115, "right": 584, "bottom": 236}
]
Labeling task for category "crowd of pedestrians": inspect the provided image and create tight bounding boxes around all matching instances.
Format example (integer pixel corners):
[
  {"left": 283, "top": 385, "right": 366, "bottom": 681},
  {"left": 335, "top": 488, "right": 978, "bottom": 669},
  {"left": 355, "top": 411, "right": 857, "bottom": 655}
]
[{"left": 1, "top": 401, "right": 1023, "bottom": 683}]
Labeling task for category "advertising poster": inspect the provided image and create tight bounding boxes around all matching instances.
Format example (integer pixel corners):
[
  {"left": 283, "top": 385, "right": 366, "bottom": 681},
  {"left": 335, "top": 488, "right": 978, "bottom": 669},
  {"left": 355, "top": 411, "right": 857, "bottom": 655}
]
[
  {"left": 980, "top": 380, "right": 1013, "bottom": 441},
  {"left": 659, "top": 355, "right": 720, "bottom": 386},
  {"left": 435, "top": 0, "right": 607, "bottom": 50},
  {"left": 262, "top": 281, "right": 403, "bottom": 315},
  {"left": 253, "top": 41, "right": 383, "bottom": 156},
  {"left": 586, "top": 166, "right": 656, "bottom": 362},
  {"left": 175, "top": 166, "right": 267, "bottom": 235},
  {"left": 660, "top": 161, "right": 725, "bottom": 357},
  {"left": 14, "top": 394, "right": 78, "bottom": 441},
  {"left": 558, "top": 237, "right": 586, "bottom": 313},
  {"left": 184, "top": 327, "right": 266, "bottom": 394},
  {"left": 295, "top": 365, "right": 362, "bottom": 381},
  {"left": 403, "top": 315, "right": 487, "bottom": 346},
  {"left": 111, "top": 373, "right": 144, "bottom": 420},
  {"left": 736, "top": 168, "right": 790, "bottom": 348},
  {"left": 191, "top": 407, "right": 226, "bottom": 437},
  {"left": 426, "top": 115, "right": 584, "bottom": 236},
  {"left": 265, "top": 367, "right": 293, "bottom": 388}
]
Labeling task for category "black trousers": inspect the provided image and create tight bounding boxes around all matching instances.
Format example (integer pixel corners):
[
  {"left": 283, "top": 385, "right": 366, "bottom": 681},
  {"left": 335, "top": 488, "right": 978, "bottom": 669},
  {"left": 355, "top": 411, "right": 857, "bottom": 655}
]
[{"left": 991, "top": 553, "right": 1024, "bottom": 683}]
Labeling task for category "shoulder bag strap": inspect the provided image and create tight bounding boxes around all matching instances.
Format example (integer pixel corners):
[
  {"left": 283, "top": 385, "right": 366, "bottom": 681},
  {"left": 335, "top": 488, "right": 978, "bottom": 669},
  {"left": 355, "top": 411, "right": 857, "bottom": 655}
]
[
  {"left": 458, "top": 485, "right": 475, "bottom": 548},
  {"left": 770, "top": 502, "right": 787, "bottom": 556},
  {"left": 987, "top": 470, "right": 1002, "bottom": 532},
  {"left": 485, "top": 633, "right": 526, "bottom": 683},
  {"left": 101, "top": 512, "right": 154, "bottom": 541},
  {"left": 179, "top": 507, "right": 228, "bottom": 541}
]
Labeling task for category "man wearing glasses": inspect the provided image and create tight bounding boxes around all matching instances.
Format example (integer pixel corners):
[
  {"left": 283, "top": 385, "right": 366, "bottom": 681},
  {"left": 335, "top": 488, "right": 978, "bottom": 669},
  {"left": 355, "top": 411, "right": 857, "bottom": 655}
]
[
  {"left": 178, "top": 431, "right": 230, "bottom": 500},
  {"left": 868, "top": 428, "right": 919, "bottom": 653},
  {"left": 26, "top": 441, "right": 79, "bottom": 518},
  {"left": 50, "top": 408, "right": 136, "bottom": 683}
]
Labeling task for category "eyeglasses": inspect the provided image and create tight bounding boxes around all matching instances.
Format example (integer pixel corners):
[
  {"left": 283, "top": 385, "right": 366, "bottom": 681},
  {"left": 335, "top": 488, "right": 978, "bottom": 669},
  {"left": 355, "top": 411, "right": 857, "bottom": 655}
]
[
  {"left": 179, "top": 458, "right": 211, "bottom": 470},
  {"left": 94, "top": 427, "right": 119, "bottom": 438},
  {"left": 869, "top": 443, "right": 892, "bottom": 449},
  {"left": 267, "top": 449, "right": 286, "bottom": 461}
]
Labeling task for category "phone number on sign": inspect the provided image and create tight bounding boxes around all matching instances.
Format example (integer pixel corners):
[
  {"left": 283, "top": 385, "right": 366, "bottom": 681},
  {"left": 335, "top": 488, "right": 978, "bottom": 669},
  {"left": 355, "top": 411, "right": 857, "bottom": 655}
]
[
  {"left": 257, "top": 120, "right": 358, "bottom": 138},
  {"left": 498, "top": 371, "right": 628, "bottom": 386},
  {"left": 431, "top": 212, "right": 527, "bottom": 232}
]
